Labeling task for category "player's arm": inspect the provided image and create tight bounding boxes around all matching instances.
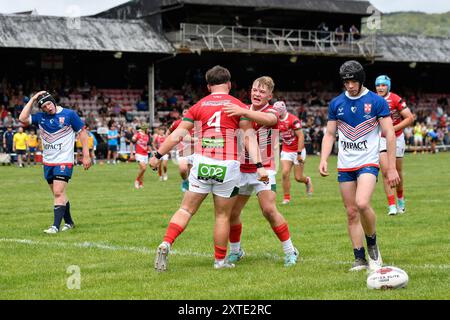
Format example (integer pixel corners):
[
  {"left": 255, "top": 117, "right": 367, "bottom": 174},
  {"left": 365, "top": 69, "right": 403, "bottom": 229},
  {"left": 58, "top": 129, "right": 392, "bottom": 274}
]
[
  {"left": 150, "top": 121, "right": 193, "bottom": 169},
  {"left": 19, "top": 91, "right": 47, "bottom": 125},
  {"left": 78, "top": 128, "right": 92, "bottom": 170},
  {"left": 239, "top": 119, "right": 269, "bottom": 182},
  {"left": 294, "top": 127, "right": 305, "bottom": 162},
  {"left": 223, "top": 103, "right": 277, "bottom": 127},
  {"left": 12, "top": 135, "right": 16, "bottom": 152},
  {"left": 394, "top": 108, "right": 415, "bottom": 133},
  {"left": 379, "top": 117, "right": 400, "bottom": 187},
  {"left": 319, "top": 120, "right": 337, "bottom": 177}
]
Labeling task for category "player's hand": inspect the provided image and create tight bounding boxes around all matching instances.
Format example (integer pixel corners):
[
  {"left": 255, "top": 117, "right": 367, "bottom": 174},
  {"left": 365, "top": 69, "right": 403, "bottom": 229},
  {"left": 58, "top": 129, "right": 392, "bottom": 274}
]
[
  {"left": 257, "top": 167, "right": 269, "bottom": 184},
  {"left": 386, "top": 168, "right": 400, "bottom": 188},
  {"left": 149, "top": 156, "right": 160, "bottom": 171},
  {"left": 82, "top": 155, "right": 92, "bottom": 170},
  {"left": 223, "top": 103, "right": 247, "bottom": 117},
  {"left": 319, "top": 160, "right": 329, "bottom": 177},
  {"left": 31, "top": 91, "right": 47, "bottom": 101}
]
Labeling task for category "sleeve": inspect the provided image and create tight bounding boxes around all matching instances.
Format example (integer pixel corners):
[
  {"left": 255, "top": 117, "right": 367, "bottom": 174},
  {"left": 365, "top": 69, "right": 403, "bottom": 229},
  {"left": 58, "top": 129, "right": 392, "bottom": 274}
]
[
  {"left": 31, "top": 113, "right": 42, "bottom": 126},
  {"left": 376, "top": 98, "right": 391, "bottom": 119},
  {"left": 292, "top": 117, "right": 302, "bottom": 130},
  {"left": 70, "top": 110, "right": 85, "bottom": 133},
  {"left": 397, "top": 95, "right": 407, "bottom": 111},
  {"left": 327, "top": 100, "right": 337, "bottom": 121},
  {"left": 183, "top": 104, "right": 198, "bottom": 123}
]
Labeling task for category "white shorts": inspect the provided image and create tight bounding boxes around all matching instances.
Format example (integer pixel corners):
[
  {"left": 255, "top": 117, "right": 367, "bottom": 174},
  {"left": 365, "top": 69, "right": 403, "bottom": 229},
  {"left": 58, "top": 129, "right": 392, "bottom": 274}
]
[
  {"left": 379, "top": 134, "right": 406, "bottom": 158},
  {"left": 160, "top": 154, "right": 169, "bottom": 161},
  {"left": 176, "top": 150, "right": 194, "bottom": 165},
  {"left": 135, "top": 153, "right": 149, "bottom": 164},
  {"left": 188, "top": 154, "right": 241, "bottom": 198},
  {"left": 238, "top": 170, "right": 277, "bottom": 196},
  {"left": 280, "top": 149, "right": 307, "bottom": 165}
]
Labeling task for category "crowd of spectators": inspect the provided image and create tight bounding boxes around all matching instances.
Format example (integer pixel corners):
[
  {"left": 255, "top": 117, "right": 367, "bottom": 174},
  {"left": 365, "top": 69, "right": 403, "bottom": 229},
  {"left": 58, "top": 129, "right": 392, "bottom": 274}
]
[{"left": 1, "top": 77, "right": 449, "bottom": 164}]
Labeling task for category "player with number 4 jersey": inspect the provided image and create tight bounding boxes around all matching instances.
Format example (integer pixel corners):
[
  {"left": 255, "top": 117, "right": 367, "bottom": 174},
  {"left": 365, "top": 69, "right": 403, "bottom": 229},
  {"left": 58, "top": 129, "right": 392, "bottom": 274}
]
[{"left": 150, "top": 66, "right": 268, "bottom": 271}]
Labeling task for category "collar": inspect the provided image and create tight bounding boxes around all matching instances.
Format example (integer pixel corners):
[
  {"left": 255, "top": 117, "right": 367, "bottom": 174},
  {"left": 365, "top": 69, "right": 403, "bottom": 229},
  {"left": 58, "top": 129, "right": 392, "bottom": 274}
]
[
  {"left": 345, "top": 88, "right": 369, "bottom": 100},
  {"left": 251, "top": 103, "right": 270, "bottom": 112}
]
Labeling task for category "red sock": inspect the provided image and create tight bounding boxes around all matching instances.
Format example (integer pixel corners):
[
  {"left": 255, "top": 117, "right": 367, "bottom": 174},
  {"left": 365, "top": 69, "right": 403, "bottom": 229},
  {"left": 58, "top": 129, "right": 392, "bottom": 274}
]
[
  {"left": 397, "top": 190, "right": 404, "bottom": 199},
  {"left": 284, "top": 194, "right": 291, "bottom": 200},
  {"left": 229, "top": 224, "right": 242, "bottom": 243},
  {"left": 272, "top": 223, "right": 290, "bottom": 242},
  {"left": 163, "top": 223, "right": 184, "bottom": 245},
  {"left": 214, "top": 245, "right": 227, "bottom": 260},
  {"left": 387, "top": 195, "right": 396, "bottom": 206}
]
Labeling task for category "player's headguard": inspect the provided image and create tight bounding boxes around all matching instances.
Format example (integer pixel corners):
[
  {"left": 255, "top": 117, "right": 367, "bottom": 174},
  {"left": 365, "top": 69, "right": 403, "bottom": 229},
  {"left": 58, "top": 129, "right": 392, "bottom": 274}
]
[
  {"left": 273, "top": 101, "right": 287, "bottom": 117},
  {"left": 37, "top": 92, "right": 57, "bottom": 109},
  {"left": 375, "top": 75, "right": 391, "bottom": 92},
  {"left": 339, "top": 60, "right": 365, "bottom": 85}
]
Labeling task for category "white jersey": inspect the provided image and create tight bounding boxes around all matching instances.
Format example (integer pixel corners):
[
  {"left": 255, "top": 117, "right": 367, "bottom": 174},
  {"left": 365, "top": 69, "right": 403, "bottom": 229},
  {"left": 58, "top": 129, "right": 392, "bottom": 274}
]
[
  {"left": 328, "top": 89, "right": 390, "bottom": 171},
  {"left": 31, "top": 106, "right": 84, "bottom": 165}
]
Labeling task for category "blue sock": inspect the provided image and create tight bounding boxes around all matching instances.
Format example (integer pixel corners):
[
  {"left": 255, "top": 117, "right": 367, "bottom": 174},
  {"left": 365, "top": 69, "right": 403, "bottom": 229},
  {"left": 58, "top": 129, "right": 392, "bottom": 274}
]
[
  {"left": 53, "top": 205, "right": 66, "bottom": 230},
  {"left": 353, "top": 247, "right": 366, "bottom": 260},
  {"left": 64, "top": 201, "right": 74, "bottom": 225},
  {"left": 365, "top": 233, "right": 377, "bottom": 247}
]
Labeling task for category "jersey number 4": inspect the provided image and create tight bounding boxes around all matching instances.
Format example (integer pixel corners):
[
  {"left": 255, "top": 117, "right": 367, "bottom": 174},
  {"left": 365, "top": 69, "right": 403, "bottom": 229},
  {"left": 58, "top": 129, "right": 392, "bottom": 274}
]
[{"left": 207, "top": 111, "right": 221, "bottom": 133}]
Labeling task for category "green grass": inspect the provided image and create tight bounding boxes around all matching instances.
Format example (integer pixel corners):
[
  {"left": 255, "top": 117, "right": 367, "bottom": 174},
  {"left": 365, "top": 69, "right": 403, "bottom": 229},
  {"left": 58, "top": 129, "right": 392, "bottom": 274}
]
[{"left": 0, "top": 153, "right": 449, "bottom": 300}]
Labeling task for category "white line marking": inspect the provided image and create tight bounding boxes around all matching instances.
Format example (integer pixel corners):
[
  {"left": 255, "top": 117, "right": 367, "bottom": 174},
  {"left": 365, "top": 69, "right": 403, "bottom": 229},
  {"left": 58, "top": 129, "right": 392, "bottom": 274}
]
[{"left": 1, "top": 238, "right": 449, "bottom": 270}]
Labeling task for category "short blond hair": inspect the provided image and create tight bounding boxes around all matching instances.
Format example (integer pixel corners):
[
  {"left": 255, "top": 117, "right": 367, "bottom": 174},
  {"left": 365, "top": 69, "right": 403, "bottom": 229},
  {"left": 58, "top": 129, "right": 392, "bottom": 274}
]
[{"left": 253, "top": 76, "right": 275, "bottom": 93}]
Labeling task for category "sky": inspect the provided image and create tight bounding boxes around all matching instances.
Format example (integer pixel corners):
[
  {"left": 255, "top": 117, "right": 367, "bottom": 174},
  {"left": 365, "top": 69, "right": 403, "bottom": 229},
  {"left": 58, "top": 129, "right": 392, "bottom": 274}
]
[{"left": 0, "top": 0, "right": 449, "bottom": 16}]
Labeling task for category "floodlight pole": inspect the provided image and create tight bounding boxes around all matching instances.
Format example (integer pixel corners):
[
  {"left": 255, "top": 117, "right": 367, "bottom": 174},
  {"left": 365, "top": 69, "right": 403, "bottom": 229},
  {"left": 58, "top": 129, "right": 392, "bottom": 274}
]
[{"left": 148, "top": 64, "right": 155, "bottom": 127}]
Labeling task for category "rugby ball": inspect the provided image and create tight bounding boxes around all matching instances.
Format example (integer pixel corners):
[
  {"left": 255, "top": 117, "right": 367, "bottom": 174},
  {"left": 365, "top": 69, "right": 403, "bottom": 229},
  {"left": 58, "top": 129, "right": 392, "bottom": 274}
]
[{"left": 367, "top": 266, "right": 409, "bottom": 290}]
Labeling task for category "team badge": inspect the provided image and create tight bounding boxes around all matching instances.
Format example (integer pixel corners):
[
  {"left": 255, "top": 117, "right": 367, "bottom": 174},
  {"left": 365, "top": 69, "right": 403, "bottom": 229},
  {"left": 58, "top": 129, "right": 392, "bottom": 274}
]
[
  {"left": 364, "top": 104, "right": 372, "bottom": 114},
  {"left": 60, "top": 165, "right": 66, "bottom": 171},
  {"left": 59, "top": 117, "right": 65, "bottom": 126}
]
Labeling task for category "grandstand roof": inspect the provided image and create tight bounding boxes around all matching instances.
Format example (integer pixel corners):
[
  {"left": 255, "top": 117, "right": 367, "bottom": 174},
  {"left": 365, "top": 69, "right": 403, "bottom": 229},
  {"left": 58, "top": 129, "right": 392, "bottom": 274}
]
[
  {"left": 0, "top": 14, "right": 174, "bottom": 54},
  {"left": 160, "top": 0, "right": 373, "bottom": 15},
  {"left": 376, "top": 35, "right": 450, "bottom": 64}
]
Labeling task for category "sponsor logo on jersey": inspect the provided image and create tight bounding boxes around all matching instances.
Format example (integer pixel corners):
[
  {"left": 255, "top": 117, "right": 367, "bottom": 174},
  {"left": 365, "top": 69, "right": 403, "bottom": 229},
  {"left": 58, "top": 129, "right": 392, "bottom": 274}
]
[
  {"left": 202, "top": 137, "right": 224, "bottom": 148},
  {"left": 43, "top": 143, "right": 63, "bottom": 151},
  {"left": 351, "top": 106, "right": 357, "bottom": 113},
  {"left": 197, "top": 163, "right": 227, "bottom": 182},
  {"left": 340, "top": 140, "right": 368, "bottom": 151}
]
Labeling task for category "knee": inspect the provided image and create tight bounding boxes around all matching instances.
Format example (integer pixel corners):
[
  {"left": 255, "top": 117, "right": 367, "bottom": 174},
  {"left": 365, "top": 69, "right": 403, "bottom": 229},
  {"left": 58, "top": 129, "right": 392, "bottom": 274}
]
[
  {"left": 53, "top": 190, "right": 65, "bottom": 199},
  {"left": 261, "top": 205, "right": 278, "bottom": 223},
  {"left": 345, "top": 206, "right": 359, "bottom": 224},
  {"left": 355, "top": 200, "right": 370, "bottom": 212}
]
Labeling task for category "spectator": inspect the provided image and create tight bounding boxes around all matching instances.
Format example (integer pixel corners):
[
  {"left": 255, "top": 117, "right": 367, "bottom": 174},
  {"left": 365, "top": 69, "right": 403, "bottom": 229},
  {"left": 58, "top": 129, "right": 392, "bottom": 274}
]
[
  {"left": 349, "top": 25, "right": 360, "bottom": 41},
  {"left": 3, "top": 125, "right": 14, "bottom": 164},
  {"left": 317, "top": 22, "right": 329, "bottom": 40},
  {"left": 335, "top": 25, "right": 345, "bottom": 43}
]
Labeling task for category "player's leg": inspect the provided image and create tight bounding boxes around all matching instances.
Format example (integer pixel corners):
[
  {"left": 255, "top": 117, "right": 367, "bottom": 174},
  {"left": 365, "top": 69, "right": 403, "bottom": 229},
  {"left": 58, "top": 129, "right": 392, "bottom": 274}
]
[
  {"left": 355, "top": 172, "right": 382, "bottom": 271},
  {"left": 155, "top": 191, "right": 208, "bottom": 272},
  {"left": 293, "top": 149, "right": 313, "bottom": 196},
  {"left": 107, "top": 148, "right": 111, "bottom": 164},
  {"left": 339, "top": 179, "right": 367, "bottom": 271},
  {"left": 163, "top": 159, "right": 168, "bottom": 180},
  {"left": 228, "top": 194, "right": 251, "bottom": 262},
  {"left": 379, "top": 151, "right": 397, "bottom": 215},
  {"left": 280, "top": 160, "right": 293, "bottom": 204},
  {"left": 135, "top": 160, "right": 147, "bottom": 189},
  {"left": 158, "top": 161, "right": 163, "bottom": 180},
  {"left": 396, "top": 158, "right": 405, "bottom": 213},
  {"left": 178, "top": 158, "right": 189, "bottom": 192},
  {"left": 257, "top": 190, "right": 299, "bottom": 266},
  {"left": 213, "top": 194, "right": 238, "bottom": 268}
]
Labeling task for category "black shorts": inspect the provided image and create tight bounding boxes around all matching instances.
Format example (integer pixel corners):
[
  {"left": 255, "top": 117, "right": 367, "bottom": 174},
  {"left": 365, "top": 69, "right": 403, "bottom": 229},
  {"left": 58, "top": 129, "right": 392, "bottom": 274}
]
[
  {"left": 108, "top": 145, "right": 118, "bottom": 152},
  {"left": 16, "top": 149, "right": 26, "bottom": 155}
]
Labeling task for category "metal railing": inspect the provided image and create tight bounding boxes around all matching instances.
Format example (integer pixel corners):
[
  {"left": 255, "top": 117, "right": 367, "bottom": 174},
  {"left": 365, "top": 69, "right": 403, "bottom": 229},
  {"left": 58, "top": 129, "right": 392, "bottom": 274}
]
[{"left": 166, "top": 23, "right": 377, "bottom": 58}]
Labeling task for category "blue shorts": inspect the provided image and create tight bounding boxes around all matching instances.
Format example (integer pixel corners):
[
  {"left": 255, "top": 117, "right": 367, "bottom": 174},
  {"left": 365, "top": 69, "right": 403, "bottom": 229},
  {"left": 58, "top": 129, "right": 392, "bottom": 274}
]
[
  {"left": 44, "top": 164, "right": 73, "bottom": 184},
  {"left": 338, "top": 166, "right": 379, "bottom": 183},
  {"left": 29, "top": 147, "right": 36, "bottom": 153}
]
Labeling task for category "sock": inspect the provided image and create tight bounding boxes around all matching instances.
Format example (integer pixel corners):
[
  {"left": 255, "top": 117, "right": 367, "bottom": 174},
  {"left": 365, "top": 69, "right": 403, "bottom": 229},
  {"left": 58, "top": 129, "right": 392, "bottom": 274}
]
[
  {"left": 397, "top": 189, "right": 404, "bottom": 200},
  {"left": 272, "top": 223, "right": 295, "bottom": 254},
  {"left": 365, "top": 233, "right": 377, "bottom": 247},
  {"left": 53, "top": 205, "right": 66, "bottom": 230},
  {"left": 387, "top": 195, "right": 396, "bottom": 206},
  {"left": 284, "top": 194, "right": 291, "bottom": 200},
  {"left": 63, "top": 201, "right": 74, "bottom": 225},
  {"left": 163, "top": 223, "right": 184, "bottom": 245},
  {"left": 214, "top": 245, "right": 227, "bottom": 261},
  {"left": 353, "top": 247, "right": 366, "bottom": 260},
  {"left": 229, "top": 224, "right": 242, "bottom": 254}
]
